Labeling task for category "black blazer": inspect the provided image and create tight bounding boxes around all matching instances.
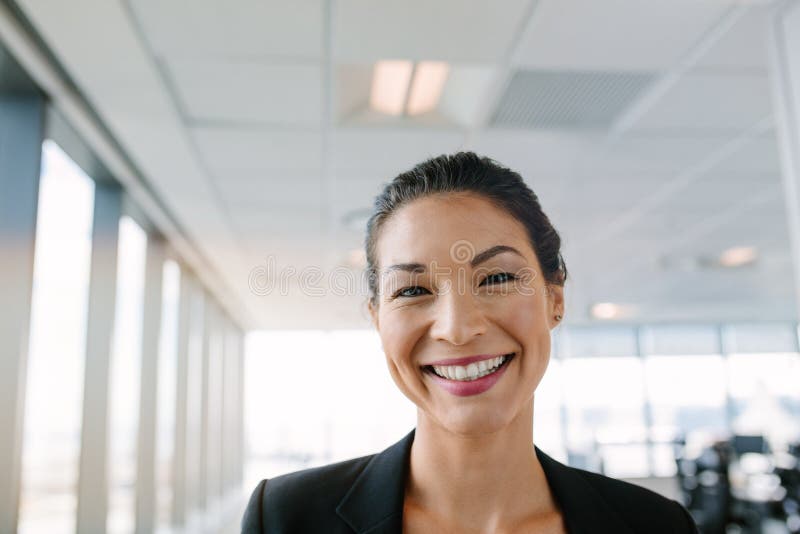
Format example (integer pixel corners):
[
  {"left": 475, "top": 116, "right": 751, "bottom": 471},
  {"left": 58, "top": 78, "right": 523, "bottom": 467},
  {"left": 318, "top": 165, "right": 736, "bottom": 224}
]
[{"left": 241, "top": 428, "right": 699, "bottom": 533}]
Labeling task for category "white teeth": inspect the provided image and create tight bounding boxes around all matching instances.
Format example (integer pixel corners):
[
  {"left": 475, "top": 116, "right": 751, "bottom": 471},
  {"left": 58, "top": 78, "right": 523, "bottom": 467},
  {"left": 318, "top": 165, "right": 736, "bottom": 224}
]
[{"left": 431, "top": 354, "right": 512, "bottom": 382}]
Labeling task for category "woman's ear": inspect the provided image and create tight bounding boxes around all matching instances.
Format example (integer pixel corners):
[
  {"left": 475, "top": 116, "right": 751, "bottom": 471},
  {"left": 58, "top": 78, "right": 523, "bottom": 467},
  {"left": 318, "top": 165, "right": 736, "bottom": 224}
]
[{"left": 546, "top": 284, "right": 565, "bottom": 329}]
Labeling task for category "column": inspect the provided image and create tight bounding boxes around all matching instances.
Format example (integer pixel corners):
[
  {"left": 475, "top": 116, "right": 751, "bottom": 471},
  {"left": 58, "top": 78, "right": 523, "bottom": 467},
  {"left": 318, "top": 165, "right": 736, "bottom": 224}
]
[
  {"left": 0, "top": 93, "right": 44, "bottom": 534},
  {"left": 198, "top": 297, "right": 212, "bottom": 513},
  {"left": 207, "top": 310, "right": 225, "bottom": 512},
  {"left": 171, "top": 270, "right": 192, "bottom": 527},
  {"left": 221, "top": 319, "right": 239, "bottom": 496},
  {"left": 184, "top": 284, "right": 205, "bottom": 526},
  {"left": 204, "top": 301, "right": 223, "bottom": 523},
  {"left": 635, "top": 326, "right": 656, "bottom": 476},
  {"left": 134, "top": 237, "right": 164, "bottom": 534},
  {"left": 76, "top": 182, "right": 122, "bottom": 534},
  {"left": 770, "top": 3, "right": 800, "bottom": 319},
  {"left": 235, "top": 328, "right": 246, "bottom": 491}
]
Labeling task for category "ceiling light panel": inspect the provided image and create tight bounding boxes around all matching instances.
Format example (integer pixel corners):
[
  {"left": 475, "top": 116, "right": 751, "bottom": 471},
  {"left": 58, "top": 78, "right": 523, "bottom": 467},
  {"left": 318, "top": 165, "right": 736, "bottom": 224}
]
[
  {"left": 370, "top": 60, "right": 413, "bottom": 115},
  {"left": 407, "top": 61, "right": 450, "bottom": 116}
]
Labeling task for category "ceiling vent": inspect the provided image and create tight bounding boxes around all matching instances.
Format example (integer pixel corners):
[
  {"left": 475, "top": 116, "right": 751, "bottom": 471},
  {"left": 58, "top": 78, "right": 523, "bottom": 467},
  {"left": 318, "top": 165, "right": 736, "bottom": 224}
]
[{"left": 491, "top": 70, "right": 655, "bottom": 129}]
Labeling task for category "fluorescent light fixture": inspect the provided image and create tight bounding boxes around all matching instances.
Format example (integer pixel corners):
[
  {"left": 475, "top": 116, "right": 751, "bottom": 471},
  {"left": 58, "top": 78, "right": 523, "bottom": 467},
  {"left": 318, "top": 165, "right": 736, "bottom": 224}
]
[
  {"left": 407, "top": 61, "right": 449, "bottom": 116},
  {"left": 370, "top": 60, "right": 413, "bottom": 116},
  {"left": 591, "top": 303, "right": 620, "bottom": 320},
  {"left": 718, "top": 246, "right": 757, "bottom": 267},
  {"left": 590, "top": 302, "right": 637, "bottom": 320}
]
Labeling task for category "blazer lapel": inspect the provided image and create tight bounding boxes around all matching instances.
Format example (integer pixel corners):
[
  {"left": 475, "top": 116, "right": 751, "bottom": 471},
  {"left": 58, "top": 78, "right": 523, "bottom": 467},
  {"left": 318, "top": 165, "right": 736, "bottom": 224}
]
[
  {"left": 335, "top": 428, "right": 415, "bottom": 533},
  {"left": 535, "top": 446, "right": 635, "bottom": 534},
  {"left": 336, "top": 429, "right": 634, "bottom": 534}
]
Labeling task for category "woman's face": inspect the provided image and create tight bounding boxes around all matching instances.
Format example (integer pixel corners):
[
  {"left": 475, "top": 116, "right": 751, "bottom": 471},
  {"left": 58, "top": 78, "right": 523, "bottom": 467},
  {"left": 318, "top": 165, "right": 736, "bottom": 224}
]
[{"left": 368, "top": 192, "right": 564, "bottom": 435}]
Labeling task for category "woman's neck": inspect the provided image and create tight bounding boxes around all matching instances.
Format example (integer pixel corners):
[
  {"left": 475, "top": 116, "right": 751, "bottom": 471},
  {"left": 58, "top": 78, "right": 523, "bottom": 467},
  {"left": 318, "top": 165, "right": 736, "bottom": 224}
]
[{"left": 405, "top": 400, "right": 557, "bottom": 532}]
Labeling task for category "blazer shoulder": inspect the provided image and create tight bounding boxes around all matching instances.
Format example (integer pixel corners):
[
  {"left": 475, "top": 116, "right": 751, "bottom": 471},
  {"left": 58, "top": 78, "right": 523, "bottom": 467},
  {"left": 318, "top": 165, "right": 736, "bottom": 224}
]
[
  {"left": 569, "top": 467, "right": 698, "bottom": 533},
  {"left": 241, "top": 453, "right": 376, "bottom": 533}
]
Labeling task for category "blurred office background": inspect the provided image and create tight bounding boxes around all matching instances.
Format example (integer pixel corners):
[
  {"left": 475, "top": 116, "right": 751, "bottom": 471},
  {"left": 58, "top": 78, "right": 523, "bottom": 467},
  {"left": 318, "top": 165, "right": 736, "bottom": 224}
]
[{"left": 3, "top": 1, "right": 800, "bottom": 533}]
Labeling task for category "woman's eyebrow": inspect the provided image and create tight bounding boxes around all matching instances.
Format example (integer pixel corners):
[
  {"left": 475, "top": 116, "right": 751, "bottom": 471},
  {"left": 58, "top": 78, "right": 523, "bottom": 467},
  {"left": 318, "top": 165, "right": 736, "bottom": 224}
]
[
  {"left": 471, "top": 245, "right": 524, "bottom": 267},
  {"left": 383, "top": 245, "right": 524, "bottom": 275}
]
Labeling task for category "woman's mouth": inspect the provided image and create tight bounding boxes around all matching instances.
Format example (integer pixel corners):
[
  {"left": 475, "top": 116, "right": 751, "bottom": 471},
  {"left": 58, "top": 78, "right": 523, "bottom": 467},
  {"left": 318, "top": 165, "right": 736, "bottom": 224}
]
[
  {"left": 423, "top": 353, "right": 515, "bottom": 381},
  {"left": 422, "top": 353, "right": 516, "bottom": 397}
]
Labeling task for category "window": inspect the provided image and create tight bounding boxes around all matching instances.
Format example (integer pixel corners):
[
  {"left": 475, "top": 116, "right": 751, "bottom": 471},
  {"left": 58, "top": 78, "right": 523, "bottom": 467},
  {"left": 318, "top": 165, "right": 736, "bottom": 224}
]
[
  {"left": 244, "top": 330, "right": 414, "bottom": 489},
  {"left": 561, "top": 356, "right": 648, "bottom": 477},
  {"left": 19, "top": 141, "right": 94, "bottom": 533},
  {"left": 107, "top": 216, "right": 147, "bottom": 534},
  {"left": 534, "top": 359, "right": 566, "bottom": 462},
  {"left": 728, "top": 352, "right": 800, "bottom": 449},
  {"left": 243, "top": 325, "right": 800, "bottom": 480},
  {"left": 155, "top": 260, "right": 180, "bottom": 533}
]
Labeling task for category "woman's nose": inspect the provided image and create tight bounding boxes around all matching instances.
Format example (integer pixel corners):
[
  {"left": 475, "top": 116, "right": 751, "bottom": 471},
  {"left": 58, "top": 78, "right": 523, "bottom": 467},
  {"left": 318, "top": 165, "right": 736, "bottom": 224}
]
[{"left": 429, "top": 286, "right": 488, "bottom": 345}]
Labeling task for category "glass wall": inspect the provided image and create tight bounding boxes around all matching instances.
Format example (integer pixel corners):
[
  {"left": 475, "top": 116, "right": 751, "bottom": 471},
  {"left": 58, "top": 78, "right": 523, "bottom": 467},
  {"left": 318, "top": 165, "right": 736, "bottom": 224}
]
[
  {"left": 1, "top": 47, "right": 244, "bottom": 534},
  {"left": 243, "top": 330, "right": 415, "bottom": 490},
  {"left": 18, "top": 141, "right": 95, "bottom": 533},
  {"left": 155, "top": 260, "right": 180, "bottom": 534},
  {"left": 245, "top": 324, "right": 800, "bottom": 481},
  {"left": 107, "top": 216, "right": 148, "bottom": 534}
]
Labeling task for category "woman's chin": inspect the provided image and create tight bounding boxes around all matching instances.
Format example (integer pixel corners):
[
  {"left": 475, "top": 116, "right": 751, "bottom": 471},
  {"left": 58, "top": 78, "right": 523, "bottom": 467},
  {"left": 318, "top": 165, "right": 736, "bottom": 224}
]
[{"left": 435, "top": 408, "right": 514, "bottom": 436}]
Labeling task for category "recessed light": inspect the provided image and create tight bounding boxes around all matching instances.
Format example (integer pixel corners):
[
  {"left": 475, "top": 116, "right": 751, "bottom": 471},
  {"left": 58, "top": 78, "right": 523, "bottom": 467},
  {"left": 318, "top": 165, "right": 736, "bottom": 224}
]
[
  {"left": 407, "top": 61, "right": 449, "bottom": 116},
  {"left": 370, "top": 60, "right": 413, "bottom": 116},
  {"left": 590, "top": 302, "right": 637, "bottom": 320},
  {"left": 718, "top": 246, "right": 757, "bottom": 268}
]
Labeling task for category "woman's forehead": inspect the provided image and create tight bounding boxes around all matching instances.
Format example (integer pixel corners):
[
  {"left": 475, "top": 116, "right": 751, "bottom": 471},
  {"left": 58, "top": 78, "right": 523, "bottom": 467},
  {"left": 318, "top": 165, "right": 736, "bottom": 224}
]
[
  {"left": 388, "top": 194, "right": 523, "bottom": 233},
  {"left": 375, "top": 195, "right": 533, "bottom": 266}
]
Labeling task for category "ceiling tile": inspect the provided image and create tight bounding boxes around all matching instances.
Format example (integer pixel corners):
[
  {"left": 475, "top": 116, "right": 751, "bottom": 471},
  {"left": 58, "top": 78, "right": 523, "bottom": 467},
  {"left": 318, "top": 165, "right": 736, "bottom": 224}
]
[
  {"left": 334, "top": 0, "right": 531, "bottom": 62},
  {"left": 710, "top": 136, "right": 781, "bottom": 175},
  {"left": 438, "top": 64, "right": 497, "bottom": 127},
  {"left": 167, "top": 59, "right": 322, "bottom": 126},
  {"left": 220, "top": 174, "right": 325, "bottom": 210},
  {"left": 233, "top": 207, "right": 324, "bottom": 236},
  {"left": 336, "top": 64, "right": 373, "bottom": 121},
  {"left": 469, "top": 130, "right": 591, "bottom": 176},
  {"left": 129, "top": 0, "right": 322, "bottom": 59},
  {"left": 513, "top": 0, "right": 733, "bottom": 70},
  {"left": 575, "top": 136, "right": 737, "bottom": 176},
  {"left": 191, "top": 127, "right": 322, "bottom": 174},
  {"left": 631, "top": 71, "right": 771, "bottom": 134},
  {"left": 695, "top": 7, "right": 771, "bottom": 72},
  {"left": 331, "top": 129, "right": 465, "bottom": 176}
]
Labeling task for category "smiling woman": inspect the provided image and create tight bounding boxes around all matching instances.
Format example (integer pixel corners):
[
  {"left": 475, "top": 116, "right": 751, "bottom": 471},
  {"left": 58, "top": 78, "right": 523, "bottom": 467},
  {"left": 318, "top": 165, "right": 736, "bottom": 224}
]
[{"left": 241, "top": 152, "right": 699, "bottom": 534}]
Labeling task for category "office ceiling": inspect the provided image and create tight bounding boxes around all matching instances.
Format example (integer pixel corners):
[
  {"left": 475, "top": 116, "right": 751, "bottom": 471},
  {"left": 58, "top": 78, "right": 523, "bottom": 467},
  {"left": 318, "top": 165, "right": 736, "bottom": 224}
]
[{"left": 9, "top": 0, "right": 796, "bottom": 328}]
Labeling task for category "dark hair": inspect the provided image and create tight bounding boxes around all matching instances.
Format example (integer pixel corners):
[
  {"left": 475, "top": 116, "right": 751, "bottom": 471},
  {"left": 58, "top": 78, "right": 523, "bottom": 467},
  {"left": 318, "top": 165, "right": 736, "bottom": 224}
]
[{"left": 365, "top": 151, "right": 567, "bottom": 307}]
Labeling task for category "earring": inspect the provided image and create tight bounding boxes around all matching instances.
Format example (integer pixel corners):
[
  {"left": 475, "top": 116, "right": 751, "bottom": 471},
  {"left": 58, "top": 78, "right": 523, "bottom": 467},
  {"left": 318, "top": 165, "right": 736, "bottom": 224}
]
[{"left": 555, "top": 314, "right": 562, "bottom": 321}]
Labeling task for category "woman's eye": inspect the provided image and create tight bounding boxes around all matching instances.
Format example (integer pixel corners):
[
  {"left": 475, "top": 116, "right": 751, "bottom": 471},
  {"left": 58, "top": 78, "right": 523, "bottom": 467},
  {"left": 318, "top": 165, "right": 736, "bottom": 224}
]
[
  {"left": 481, "top": 272, "right": 516, "bottom": 285},
  {"left": 393, "top": 286, "right": 429, "bottom": 299},
  {"left": 392, "top": 275, "right": 514, "bottom": 298}
]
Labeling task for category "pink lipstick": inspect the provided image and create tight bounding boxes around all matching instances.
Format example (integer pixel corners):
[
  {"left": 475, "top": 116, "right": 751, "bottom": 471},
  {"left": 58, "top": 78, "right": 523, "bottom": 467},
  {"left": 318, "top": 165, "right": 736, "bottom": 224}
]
[{"left": 423, "top": 353, "right": 515, "bottom": 397}]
